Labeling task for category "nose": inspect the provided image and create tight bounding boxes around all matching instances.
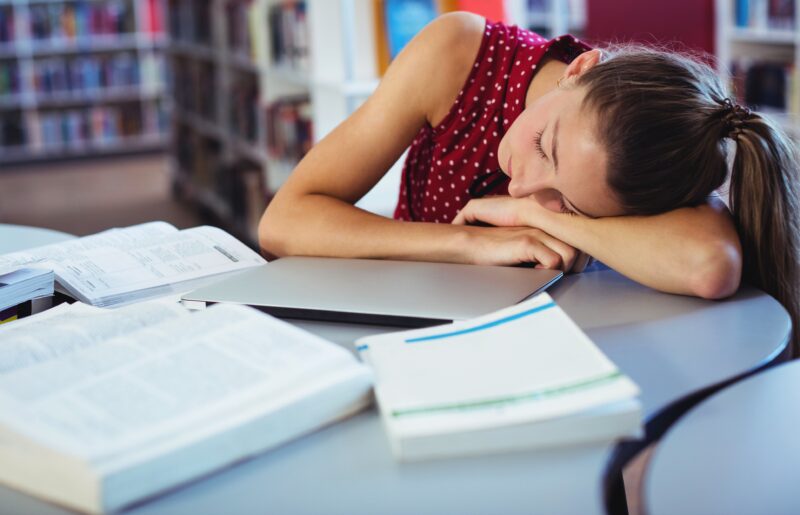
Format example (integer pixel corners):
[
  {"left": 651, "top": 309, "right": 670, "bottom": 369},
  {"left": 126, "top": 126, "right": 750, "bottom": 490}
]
[{"left": 507, "top": 163, "right": 553, "bottom": 198}]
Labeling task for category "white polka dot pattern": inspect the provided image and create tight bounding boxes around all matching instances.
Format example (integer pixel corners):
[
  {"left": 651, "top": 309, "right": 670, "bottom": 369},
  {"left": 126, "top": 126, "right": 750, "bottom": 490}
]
[{"left": 393, "top": 20, "right": 591, "bottom": 222}]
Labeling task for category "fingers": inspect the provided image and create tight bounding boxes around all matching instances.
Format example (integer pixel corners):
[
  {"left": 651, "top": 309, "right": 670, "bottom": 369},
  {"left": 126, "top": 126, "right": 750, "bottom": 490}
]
[
  {"left": 521, "top": 230, "right": 578, "bottom": 271},
  {"left": 452, "top": 197, "right": 529, "bottom": 227},
  {"left": 510, "top": 229, "right": 579, "bottom": 272}
]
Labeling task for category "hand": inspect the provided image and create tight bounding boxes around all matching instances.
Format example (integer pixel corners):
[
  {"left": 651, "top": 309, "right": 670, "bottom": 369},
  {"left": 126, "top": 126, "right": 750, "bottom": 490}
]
[
  {"left": 453, "top": 196, "right": 541, "bottom": 228},
  {"left": 454, "top": 197, "right": 591, "bottom": 273},
  {"left": 458, "top": 225, "right": 584, "bottom": 271}
]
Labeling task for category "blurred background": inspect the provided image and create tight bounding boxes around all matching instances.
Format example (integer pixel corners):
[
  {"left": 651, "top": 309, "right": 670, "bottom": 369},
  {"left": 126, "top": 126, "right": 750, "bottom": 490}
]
[{"left": 0, "top": 0, "right": 795, "bottom": 245}]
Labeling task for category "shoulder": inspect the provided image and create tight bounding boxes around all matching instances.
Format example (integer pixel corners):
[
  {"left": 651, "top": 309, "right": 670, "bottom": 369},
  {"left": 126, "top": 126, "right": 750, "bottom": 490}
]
[
  {"left": 422, "top": 11, "right": 486, "bottom": 49},
  {"left": 406, "top": 12, "right": 486, "bottom": 125}
]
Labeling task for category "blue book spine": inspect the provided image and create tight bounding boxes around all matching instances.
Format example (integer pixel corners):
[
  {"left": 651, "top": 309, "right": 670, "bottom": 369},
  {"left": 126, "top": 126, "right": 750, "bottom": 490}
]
[{"left": 735, "top": 0, "right": 750, "bottom": 27}]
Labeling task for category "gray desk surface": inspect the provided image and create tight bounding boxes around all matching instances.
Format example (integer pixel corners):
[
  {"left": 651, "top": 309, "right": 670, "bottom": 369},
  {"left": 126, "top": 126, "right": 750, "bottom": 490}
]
[
  {"left": 0, "top": 224, "right": 74, "bottom": 253},
  {"left": 0, "top": 226, "right": 791, "bottom": 515},
  {"left": 645, "top": 360, "right": 800, "bottom": 515}
]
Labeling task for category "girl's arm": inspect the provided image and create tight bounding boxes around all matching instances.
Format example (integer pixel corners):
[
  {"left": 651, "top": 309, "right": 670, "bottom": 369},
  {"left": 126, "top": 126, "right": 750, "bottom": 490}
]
[
  {"left": 259, "top": 13, "right": 580, "bottom": 268},
  {"left": 454, "top": 196, "right": 743, "bottom": 299}
]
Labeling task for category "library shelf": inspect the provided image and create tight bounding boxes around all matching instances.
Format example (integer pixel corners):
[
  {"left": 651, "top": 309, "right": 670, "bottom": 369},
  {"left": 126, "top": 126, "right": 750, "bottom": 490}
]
[
  {"left": 715, "top": 0, "right": 799, "bottom": 136},
  {"left": 0, "top": 0, "right": 169, "bottom": 164}
]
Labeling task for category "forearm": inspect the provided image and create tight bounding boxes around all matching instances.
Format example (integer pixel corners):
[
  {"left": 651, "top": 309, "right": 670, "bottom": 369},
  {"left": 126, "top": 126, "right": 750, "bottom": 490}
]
[
  {"left": 539, "top": 204, "right": 743, "bottom": 298},
  {"left": 260, "top": 193, "right": 472, "bottom": 262}
]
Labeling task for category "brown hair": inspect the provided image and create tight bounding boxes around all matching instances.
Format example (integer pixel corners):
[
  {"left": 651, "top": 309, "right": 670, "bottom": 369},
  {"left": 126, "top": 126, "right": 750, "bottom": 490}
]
[{"left": 576, "top": 47, "right": 800, "bottom": 356}]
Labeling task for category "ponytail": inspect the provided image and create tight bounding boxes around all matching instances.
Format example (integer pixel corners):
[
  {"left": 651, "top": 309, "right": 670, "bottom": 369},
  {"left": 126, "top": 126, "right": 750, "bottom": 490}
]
[
  {"left": 577, "top": 46, "right": 800, "bottom": 355},
  {"left": 728, "top": 112, "right": 800, "bottom": 356}
]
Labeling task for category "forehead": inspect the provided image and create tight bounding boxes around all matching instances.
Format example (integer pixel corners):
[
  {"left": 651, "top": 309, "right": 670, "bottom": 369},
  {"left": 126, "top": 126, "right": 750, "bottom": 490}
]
[{"left": 551, "top": 90, "right": 623, "bottom": 217}]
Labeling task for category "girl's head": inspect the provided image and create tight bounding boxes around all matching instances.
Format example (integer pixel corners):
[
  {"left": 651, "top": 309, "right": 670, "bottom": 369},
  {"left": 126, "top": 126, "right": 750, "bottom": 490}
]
[{"left": 501, "top": 44, "right": 800, "bottom": 353}]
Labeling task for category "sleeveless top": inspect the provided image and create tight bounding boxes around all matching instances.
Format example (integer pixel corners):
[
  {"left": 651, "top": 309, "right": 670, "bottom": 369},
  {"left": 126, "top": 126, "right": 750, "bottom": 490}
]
[{"left": 393, "top": 19, "right": 591, "bottom": 222}]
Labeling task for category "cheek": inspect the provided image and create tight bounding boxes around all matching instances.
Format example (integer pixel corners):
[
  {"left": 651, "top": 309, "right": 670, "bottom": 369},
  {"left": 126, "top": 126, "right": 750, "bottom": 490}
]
[{"left": 529, "top": 191, "right": 564, "bottom": 213}]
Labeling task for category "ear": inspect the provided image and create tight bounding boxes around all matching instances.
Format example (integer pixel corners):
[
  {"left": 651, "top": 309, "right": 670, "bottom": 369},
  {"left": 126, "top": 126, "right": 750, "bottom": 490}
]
[{"left": 562, "top": 49, "right": 603, "bottom": 81}]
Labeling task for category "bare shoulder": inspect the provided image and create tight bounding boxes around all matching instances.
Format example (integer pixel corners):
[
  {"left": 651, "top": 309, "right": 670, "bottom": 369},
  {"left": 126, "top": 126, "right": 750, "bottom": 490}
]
[{"left": 395, "top": 12, "right": 486, "bottom": 126}]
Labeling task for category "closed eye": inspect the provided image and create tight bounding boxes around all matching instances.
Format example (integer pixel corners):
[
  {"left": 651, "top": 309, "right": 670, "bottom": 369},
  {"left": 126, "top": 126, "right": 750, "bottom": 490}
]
[
  {"left": 559, "top": 196, "right": 576, "bottom": 215},
  {"left": 534, "top": 129, "right": 547, "bottom": 160}
]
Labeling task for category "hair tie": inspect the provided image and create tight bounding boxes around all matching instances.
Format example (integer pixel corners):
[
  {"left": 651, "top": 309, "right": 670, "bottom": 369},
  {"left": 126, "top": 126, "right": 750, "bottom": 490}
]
[{"left": 719, "top": 98, "right": 752, "bottom": 139}]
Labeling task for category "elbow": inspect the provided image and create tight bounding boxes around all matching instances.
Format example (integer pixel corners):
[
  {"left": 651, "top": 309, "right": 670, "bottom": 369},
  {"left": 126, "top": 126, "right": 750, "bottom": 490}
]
[
  {"left": 688, "top": 240, "right": 743, "bottom": 300},
  {"left": 258, "top": 204, "right": 289, "bottom": 258}
]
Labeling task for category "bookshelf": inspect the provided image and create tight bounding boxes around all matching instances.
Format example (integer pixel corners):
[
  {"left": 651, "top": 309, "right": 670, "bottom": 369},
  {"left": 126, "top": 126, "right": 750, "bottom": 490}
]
[
  {"left": 0, "top": 0, "right": 168, "bottom": 164},
  {"left": 168, "top": 0, "right": 393, "bottom": 247},
  {"left": 509, "top": 0, "right": 586, "bottom": 38},
  {"left": 715, "top": 0, "right": 799, "bottom": 136}
]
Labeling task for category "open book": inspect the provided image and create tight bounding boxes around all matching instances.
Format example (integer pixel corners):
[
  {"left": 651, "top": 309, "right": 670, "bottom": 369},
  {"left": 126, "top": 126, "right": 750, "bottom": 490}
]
[
  {"left": 357, "top": 293, "right": 641, "bottom": 461},
  {"left": 0, "top": 300, "right": 372, "bottom": 513},
  {"left": 0, "top": 222, "right": 266, "bottom": 307}
]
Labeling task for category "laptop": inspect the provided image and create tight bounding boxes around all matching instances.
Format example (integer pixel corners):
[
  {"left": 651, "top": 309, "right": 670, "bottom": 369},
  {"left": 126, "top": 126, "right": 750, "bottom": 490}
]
[{"left": 181, "top": 257, "right": 562, "bottom": 327}]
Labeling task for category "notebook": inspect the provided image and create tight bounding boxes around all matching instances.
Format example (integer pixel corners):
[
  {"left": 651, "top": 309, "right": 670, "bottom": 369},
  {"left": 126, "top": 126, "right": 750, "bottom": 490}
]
[{"left": 181, "top": 257, "right": 562, "bottom": 327}]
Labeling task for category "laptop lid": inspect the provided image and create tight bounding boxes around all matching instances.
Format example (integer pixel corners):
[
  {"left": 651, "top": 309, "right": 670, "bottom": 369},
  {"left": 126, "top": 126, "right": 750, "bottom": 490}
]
[{"left": 182, "top": 257, "right": 562, "bottom": 327}]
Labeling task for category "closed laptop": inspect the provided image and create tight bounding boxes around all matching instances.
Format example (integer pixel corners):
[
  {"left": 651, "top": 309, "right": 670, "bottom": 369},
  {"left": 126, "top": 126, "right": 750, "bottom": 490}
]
[{"left": 182, "top": 257, "right": 562, "bottom": 327}]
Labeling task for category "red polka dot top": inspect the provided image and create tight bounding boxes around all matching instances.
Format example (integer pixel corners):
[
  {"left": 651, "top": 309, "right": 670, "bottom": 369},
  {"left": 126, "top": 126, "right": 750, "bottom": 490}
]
[{"left": 393, "top": 19, "right": 591, "bottom": 223}]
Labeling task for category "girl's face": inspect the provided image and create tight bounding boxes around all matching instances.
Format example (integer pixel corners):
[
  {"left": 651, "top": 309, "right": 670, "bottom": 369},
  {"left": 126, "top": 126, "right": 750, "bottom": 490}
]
[{"left": 497, "top": 85, "right": 625, "bottom": 218}]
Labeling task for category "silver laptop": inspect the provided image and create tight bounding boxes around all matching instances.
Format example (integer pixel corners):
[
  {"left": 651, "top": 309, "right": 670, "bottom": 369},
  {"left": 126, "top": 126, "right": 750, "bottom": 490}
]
[{"left": 182, "top": 257, "right": 562, "bottom": 327}]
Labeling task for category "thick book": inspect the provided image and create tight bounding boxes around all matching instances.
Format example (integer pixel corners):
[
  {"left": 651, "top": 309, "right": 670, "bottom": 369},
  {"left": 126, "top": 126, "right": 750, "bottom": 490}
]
[
  {"left": 0, "top": 267, "right": 54, "bottom": 312},
  {"left": 0, "top": 300, "right": 372, "bottom": 513},
  {"left": 357, "top": 293, "right": 641, "bottom": 461},
  {"left": 0, "top": 222, "right": 266, "bottom": 307}
]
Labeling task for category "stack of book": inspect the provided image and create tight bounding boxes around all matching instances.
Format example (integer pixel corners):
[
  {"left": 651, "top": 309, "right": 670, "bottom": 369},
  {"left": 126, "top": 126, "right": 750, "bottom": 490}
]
[
  {"left": 0, "top": 268, "right": 54, "bottom": 324},
  {"left": 0, "top": 221, "right": 266, "bottom": 307},
  {"left": 358, "top": 293, "right": 642, "bottom": 461}
]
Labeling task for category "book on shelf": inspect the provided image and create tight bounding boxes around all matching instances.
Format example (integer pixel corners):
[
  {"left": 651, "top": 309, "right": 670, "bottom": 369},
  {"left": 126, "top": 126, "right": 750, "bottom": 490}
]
[
  {"left": 0, "top": 112, "right": 26, "bottom": 149},
  {"left": 0, "top": 221, "right": 266, "bottom": 308},
  {"left": 382, "top": 0, "right": 438, "bottom": 60},
  {"left": 229, "top": 69, "right": 260, "bottom": 143},
  {"left": 27, "top": 103, "right": 147, "bottom": 150},
  {"left": 730, "top": 58, "right": 799, "bottom": 119},
  {"left": 265, "top": 95, "right": 313, "bottom": 162},
  {"left": 0, "top": 61, "right": 20, "bottom": 96},
  {"left": 169, "top": 0, "right": 212, "bottom": 45},
  {"left": 226, "top": 0, "right": 266, "bottom": 62},
  {"left": 268, "top": 1, "right": 310, "bottom": 71},
  {"left": 143, "top": 0, "right": 165, "bottom": 35},
  {"left": 0, "top": 298, "right": 373, "bottom": 513},
  {"left": 357, "top": 293, "right": 642, "bottom": 461},
  {"left": 33, "top": 53, "right": 140, "bottom": 95},
  {"left": 734, "top": 0, "right": 796, "bottom": 30},
  {"left": 0, "top": 5, "right": 13, "bottom": 44},
  {"left": 29, "top": 0, "right": 137, "bottom": 41}
]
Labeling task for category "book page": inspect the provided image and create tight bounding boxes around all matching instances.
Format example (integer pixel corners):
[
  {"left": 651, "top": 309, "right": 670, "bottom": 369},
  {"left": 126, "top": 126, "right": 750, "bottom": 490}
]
[
  {"left": 0, "top": 221, "right": 178, "bottom": 270},
  {"left": 0, "top": 223, "right": 266, "bottom": 306},
  {"left": 0, "top": 300, "right": 189, "bottom": 375},
  {"left": 0, "top": 304, "right": 369, "bottom": 460}
]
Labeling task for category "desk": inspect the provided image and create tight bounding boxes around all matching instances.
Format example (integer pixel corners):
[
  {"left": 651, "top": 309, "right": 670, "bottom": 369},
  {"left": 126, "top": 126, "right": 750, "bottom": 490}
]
[
  {"left": 0, "top": 226, "right": 791, "bottom": 515},
  {"left": 0, "top": 224, "right": 74, "bottom": 253},
  {"left": 645, "top": 360, "right": 800, "bottom": 515}
]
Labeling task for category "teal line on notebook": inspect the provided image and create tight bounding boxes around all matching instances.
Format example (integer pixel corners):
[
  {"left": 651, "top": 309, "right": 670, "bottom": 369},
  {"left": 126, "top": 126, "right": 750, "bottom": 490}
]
[
  {"left": 390, "top": 370, "right": 623, "bottom": 418},
  {"left": 404, "top": 302, "right": 557, "bottom": 343}
]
